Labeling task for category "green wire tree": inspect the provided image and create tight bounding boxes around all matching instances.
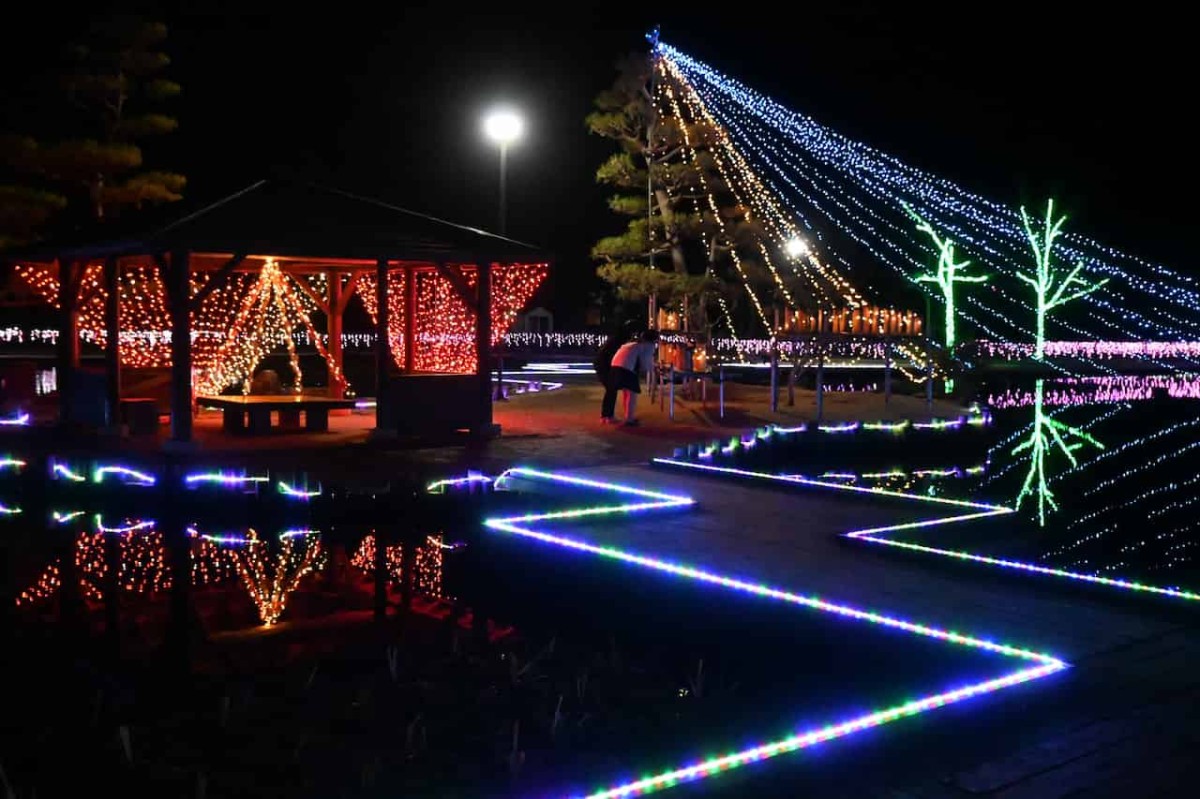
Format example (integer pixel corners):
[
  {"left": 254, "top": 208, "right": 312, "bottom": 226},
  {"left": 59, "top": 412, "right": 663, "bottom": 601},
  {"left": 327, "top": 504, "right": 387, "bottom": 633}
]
[
  {"left": 902, "top": 202, "right": 988, "bottom": 350},
  {"left": 1012, "top": 379, "right": 1104, "bottom": 526},
  {"left": 0, "top": 17, "right": 184, "bottom": 245},
  {"left": 1017, "top": 199, "right": 1108, "bottom": 359}
]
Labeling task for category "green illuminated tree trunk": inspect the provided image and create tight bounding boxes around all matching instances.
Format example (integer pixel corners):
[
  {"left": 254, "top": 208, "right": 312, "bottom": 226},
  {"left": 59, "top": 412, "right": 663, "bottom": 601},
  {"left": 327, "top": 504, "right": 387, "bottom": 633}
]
[
  {"left": 1017, "top": 199, "right": 1108, "bottom": 360},
  {"left": 902, "top": 202, "right": 987, "bottom": 350}
]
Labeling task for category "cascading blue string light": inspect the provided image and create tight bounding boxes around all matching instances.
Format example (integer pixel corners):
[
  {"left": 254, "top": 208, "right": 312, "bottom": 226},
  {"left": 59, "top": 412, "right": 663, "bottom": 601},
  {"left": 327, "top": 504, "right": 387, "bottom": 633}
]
[{"left": 656, "top": 41, "right": 1200, "bottom": 363}]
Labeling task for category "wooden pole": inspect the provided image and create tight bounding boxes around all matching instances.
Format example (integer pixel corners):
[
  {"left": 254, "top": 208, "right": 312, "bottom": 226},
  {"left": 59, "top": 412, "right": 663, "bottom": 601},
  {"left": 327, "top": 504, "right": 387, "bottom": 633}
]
[
  {"left": 816, "top": 328, "right": 825, "bottom": 423},
  {"left": 884, "top": 339, "right": 893, "bottom": 405},
  {"left": 475, "top": 262, "right": 494, "bottom": 436},
  {"left": 375, "top": 259, "right": 391, "bottom": 430},
  {"left": 56, "top": 259, "right": 81, "bottom": 425},
  {"left": 103, "top": 256, "right": 121, "bottom": 430},
  {"left": 769, "top": 346, "right": 779, "bottom": 413},
  {"left": 374, "top": 528, "right": 388, "bottom": 621},
  {"left": 404, "top": 266, "right": 416, "bottom": 371},
  {"left": 926, "top": 337, "right": 935, "bottom": 409},
  {"left": 163, "top": 462, "right": 192, "bottom": 671},
  {"left": 327, "top": 272, "right": 344, "bottom": 399},
  {"left": 816, "top": 353, "right": 825, "bottom": 422},
  {"left": 167, "top": 251, "right": 193, "bottom": 444},
  {"left": 103, "top": 505, "right": 121, "bottom": 657}
]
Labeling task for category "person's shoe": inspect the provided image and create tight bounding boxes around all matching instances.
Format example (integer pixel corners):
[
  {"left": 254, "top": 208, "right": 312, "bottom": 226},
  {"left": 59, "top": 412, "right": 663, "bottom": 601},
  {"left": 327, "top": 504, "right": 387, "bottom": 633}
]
[
  {"left": 622, "top": 418, "right": 640, "bottom": 427},
  {"left": 600, "top": 416, "right": 616, "bottom": 424}
]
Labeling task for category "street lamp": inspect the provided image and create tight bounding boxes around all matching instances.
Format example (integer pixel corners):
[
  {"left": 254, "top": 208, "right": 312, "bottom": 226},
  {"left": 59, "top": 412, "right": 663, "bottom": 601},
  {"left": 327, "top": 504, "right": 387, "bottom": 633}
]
[
  {"left": 785, "top": 236, "right": 810, "bottom": 258},
  {"left": 483, "top": 108, "right": 524, "bottom": 235}
]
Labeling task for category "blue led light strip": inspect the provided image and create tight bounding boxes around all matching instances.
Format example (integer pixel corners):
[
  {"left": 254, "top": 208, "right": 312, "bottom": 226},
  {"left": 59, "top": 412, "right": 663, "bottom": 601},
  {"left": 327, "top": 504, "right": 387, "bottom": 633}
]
[
  {"left": 653, "top": 458, "right": 1007, "bottom": 511},
  {"left": 483, "top": 467, "right": 1065, "bottom": 798},
  {"left": 847, "top": 527, "right": 1200, "bottom": 602},
  {"left": 277, "top": 480, "right": 322, "bottom": 499},
  {"left": 656, "top": 458, "right": 1200, "bottom": 603}
]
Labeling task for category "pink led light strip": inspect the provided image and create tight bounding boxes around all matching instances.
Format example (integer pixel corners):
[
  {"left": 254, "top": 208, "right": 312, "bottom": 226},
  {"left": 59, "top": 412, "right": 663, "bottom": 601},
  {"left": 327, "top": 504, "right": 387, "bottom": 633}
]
[{"left": 484, "top": 467, "right": 1066, "bottom": 799}]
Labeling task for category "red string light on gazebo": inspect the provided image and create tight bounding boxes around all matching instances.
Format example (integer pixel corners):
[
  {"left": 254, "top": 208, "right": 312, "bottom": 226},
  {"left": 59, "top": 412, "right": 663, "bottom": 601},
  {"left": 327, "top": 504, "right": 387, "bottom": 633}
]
[{"left": 357, "top": 263, "right": 547, "bottom": 373}]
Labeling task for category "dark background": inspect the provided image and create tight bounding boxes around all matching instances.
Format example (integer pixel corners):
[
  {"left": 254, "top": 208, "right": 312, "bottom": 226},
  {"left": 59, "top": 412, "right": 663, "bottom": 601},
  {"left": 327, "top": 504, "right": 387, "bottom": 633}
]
[{"left": 1, "top": 2, "right": 1193, "bottom": 326}]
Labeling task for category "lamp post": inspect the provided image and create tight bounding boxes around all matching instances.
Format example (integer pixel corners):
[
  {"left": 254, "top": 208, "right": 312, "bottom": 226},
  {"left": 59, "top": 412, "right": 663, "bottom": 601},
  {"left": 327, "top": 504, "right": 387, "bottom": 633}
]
[
  {"left": 785, "top": 236, "right": 810, "bottom": 259},
  {"left": 483, "top": 108, "right": 524, "bottom": 236}
]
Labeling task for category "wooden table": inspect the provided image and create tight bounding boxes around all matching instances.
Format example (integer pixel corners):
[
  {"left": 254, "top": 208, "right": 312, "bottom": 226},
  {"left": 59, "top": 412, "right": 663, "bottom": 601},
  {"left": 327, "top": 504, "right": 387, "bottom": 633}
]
[{"left": 196, "top": 395, "right": 357, "bottom": 434}]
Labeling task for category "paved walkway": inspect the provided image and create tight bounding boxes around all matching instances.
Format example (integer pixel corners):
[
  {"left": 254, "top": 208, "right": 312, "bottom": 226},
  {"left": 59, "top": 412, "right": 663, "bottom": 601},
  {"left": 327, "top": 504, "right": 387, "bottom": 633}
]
[{"left": 545, "top": 464, "right": 1200, "bottom": 798}]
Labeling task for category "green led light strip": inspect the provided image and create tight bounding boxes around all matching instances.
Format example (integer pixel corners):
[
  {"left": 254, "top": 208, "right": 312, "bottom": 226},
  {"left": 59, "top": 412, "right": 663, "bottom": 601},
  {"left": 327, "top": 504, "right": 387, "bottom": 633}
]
[
  {"left": 484, "top": 467, "right": 1066, "bottom": 798},
  {"left": 655, "top": 457, "right": 1200, "bottom": 604}
]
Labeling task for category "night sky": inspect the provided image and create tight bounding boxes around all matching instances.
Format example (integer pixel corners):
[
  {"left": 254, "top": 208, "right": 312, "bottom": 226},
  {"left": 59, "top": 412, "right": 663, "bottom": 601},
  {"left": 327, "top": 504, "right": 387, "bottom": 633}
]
[{"left": 1, "top": 3, "right": 1193, "bottom": 325}]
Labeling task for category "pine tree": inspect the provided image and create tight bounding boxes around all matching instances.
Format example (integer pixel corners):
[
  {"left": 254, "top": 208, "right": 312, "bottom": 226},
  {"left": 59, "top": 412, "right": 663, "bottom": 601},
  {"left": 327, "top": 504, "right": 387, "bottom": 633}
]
[
  {"left": 0, "top": 17, "right": 185, "bottom": 245},
  {"left": 588, "top": 53, "right": 778, "bottom": 329}
]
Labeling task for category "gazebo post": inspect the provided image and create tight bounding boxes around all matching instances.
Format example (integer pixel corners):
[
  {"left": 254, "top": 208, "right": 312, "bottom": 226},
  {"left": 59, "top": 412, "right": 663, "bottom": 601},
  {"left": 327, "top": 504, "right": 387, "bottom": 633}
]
[
  {"left": 166, "top": 250, "right": 193, "bottom": 445},
  {"left": 103, "top": 256, "right": 121, "bottom": 432},
  {"left": 404, "top": 265, "right": 416, "bottom": 371},
  {"left": 55, "top": 259, "right": 81, "bottom": 425},
  {"left": 327, "top": 271, "right": 344, "bottom": 399},
  {"left": 474, "top": 261, "right": 495, "bottom": 436},
  {"left": 374, "top": 258, "right": 391, "bottom": 431}
]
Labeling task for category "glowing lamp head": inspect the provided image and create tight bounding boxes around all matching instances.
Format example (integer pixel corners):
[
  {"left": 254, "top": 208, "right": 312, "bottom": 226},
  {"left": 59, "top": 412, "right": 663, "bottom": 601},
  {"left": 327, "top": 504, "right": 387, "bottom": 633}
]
[
  {"left": 785, "top": 237, "right": 810, "bottom": 258},
  {"left": 484, "top": 109, "right": 524, "bottom": 146}
]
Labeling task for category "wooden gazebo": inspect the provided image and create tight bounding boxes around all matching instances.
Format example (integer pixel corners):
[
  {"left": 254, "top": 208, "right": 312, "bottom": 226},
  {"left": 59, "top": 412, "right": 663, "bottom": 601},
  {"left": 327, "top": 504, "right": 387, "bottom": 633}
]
[{"left": 4, "top": 179, "right": 550, "bottom": 444}]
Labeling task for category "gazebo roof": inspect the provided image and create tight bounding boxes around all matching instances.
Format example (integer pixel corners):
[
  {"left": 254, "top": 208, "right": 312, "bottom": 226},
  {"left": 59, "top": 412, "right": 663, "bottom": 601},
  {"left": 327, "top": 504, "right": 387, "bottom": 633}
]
[{"left": 5, "top": 179, "right": 548, "bottom": 265}]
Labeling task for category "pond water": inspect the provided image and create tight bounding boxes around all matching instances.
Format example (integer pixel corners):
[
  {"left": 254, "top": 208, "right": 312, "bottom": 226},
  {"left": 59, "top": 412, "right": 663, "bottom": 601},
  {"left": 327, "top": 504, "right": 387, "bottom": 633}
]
[
  {"left": 670, "top": 373, "right": 1200, "bottom": 596},
  {"left": 0, "top": 454, "right": 1042, "bottom": 798}
]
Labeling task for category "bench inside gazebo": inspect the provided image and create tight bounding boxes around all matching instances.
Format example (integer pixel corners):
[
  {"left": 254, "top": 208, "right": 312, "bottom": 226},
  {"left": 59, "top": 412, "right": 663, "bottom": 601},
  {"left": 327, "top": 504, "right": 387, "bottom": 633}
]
[{"left": 5, "top": 178, "right": 550, "bottom": 445}]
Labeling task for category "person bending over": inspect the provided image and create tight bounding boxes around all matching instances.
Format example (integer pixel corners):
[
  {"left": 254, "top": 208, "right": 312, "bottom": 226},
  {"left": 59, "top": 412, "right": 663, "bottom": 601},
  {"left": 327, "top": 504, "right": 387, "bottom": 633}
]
[{"left": 602, "top": 329, "right": 659, "bottom": 426}]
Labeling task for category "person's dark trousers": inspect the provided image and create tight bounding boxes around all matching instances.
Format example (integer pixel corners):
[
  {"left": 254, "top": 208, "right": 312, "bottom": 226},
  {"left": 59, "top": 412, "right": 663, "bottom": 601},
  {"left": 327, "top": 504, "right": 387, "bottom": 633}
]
[{"left": 600, "top": 368, "right": 619, "bottom": 419}]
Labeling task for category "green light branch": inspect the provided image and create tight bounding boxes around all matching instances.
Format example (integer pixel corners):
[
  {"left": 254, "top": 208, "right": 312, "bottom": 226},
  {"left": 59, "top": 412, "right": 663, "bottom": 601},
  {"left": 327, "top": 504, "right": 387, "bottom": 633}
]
[
  {"left": 903, "top": 202, "right": 987, "bottom": 351},
  {"left": 1017, "top": 199, "right": 1109, "bottom": 359},
  {"left": 1012, "top": 380, "right": 1105, "bottom": 526}
]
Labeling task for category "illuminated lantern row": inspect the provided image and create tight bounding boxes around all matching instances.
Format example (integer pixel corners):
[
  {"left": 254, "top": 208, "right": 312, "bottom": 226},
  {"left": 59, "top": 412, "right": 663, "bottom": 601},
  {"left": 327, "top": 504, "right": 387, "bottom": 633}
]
[
  {"left": 357, "top": 263, "right": 547, "bottom": 373},
  {"left": 349, "top": 533, "right": 446, "bottom": 598}
]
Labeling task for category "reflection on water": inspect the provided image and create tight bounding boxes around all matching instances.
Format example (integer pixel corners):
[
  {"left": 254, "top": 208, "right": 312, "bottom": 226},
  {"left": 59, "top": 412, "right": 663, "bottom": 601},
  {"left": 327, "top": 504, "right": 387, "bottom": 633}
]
[
  {"left": 12, "top": 523, "right": 451, "bottom": 628},
  {"left": 350, "top": 533, "right": 447, "bottom": 598},
  {"left": 810, "top": 375, "right": 1200, "bottom": 588},
  {"left": 985, "top": 373, "right": 1200, "bottom": 408},
  {"left": 949, "top": 376, "right": 1200, "bottom": 587},
  {"left": 1011, "top": 379, "right": 1105, "bottom": 526},
  {"left": 0, "top": 455, "right": 466, "bottom": 633},
  {"left": 12, "top": 522, "right": 449, "bottom": 626}
]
